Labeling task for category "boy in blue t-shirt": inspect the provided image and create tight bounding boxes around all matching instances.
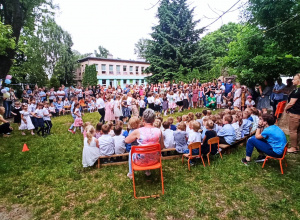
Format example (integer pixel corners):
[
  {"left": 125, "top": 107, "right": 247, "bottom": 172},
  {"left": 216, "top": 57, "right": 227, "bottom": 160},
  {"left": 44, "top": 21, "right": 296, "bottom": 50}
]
[{"left": 217, "top": 115, "right": 236, "bottom": 145}]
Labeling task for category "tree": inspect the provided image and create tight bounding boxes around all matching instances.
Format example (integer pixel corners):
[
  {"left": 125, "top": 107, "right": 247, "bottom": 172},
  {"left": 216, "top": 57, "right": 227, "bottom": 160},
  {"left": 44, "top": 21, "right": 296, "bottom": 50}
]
[
  {"left": 94, "top": 45, "right": 109, "bottom": 58},
  {"left": 0, "top": 0, "right": 54, "bottom": 79},
  {"left": 246, "top": 0, "right": 300, "bottom": 55},
  {"left": 0, "top": 23, "right": 15, "bottom": 56},
  {"left": 9, "top": 17, "right": 75, "bottom": 86},
  {"left": 134, "top": 38, "right": 150, "bottom": 59},
  {"left": 82, "top": 65, "right": 97, "bottom": 87},
  {"left": 145, "top": 0, "right": 204, "bottom": 82},
  {"left": 225, "top": 25, "right": 300, "bottom": 87},
  {"left": 49, "top": 75, "right": 60, "bottom": 89}
]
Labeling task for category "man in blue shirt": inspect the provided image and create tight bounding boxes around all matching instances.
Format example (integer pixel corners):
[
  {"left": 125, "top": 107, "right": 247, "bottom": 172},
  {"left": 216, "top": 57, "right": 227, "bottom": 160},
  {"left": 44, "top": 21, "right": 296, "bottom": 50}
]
[
  {"left": 241, "top": 114, "right": 287, "bottom": 165},
  {"left": 272, "top": 78, "right": 286, "bottom": 115},
  {"left": 224, "top": 80, "right": 233, "bottom": 96},
  {"left": 39, "top": 88, "right": 46, "bottom": 102}
]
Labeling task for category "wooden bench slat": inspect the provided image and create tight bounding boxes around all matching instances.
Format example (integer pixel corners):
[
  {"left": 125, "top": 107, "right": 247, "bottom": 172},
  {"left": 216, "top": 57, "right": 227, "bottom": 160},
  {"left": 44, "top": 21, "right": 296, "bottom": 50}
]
[
  {"left": 99, "top": 153, "right": 129, "bottom": 159},
  {"left": 219, "top": 144, "right": 230, "bottom": 149}
]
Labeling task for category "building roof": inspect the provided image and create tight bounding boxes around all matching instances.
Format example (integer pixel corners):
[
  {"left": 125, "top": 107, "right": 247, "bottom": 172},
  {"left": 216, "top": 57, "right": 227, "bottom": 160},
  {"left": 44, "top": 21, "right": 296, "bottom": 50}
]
[{"left": 77, "top": 57, "right": 150, "bottom": 65}]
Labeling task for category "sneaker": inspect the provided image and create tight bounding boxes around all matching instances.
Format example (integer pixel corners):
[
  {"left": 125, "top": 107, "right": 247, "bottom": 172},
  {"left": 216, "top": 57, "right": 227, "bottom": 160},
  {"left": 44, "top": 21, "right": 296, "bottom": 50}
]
[
  {"left": 68, "top": 129, "right": 73, "bottom": 133},
  {"left": 145, "top": 170, "right": 151, "bottom": 176},
  {"left": 241, "top": 158, "right": 250, "bottom": 166},
  {"left": 72, "top": 130, "right": 76, "bottom": 134},
  {"left": 127, "top": 173, "right": 133, "bottom": 180},
  {"left": 255, "top": 155, "right": 266, "bottom": 163}
]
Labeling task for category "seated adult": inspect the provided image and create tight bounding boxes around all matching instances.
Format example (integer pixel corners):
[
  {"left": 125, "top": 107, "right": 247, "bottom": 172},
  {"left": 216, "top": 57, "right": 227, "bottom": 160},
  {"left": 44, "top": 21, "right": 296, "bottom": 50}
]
[
  {"left": 125, "top": 109, "right": 164, "bottom": 179},
  {"left": 0, "top": 107, "right": 13, "bottom": 137},
  {"left": 206, "top": 93, "right": 216, "bottom": 109},
  {"left": 222, "top": 92, "right": 233, "bottom": 109},
  {"left": 241, "top": 114, "right": 287, "bottom": 165}
]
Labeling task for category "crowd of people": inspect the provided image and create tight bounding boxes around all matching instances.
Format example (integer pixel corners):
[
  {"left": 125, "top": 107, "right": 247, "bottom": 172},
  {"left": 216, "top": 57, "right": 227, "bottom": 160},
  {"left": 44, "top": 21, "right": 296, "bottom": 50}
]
[{"left": 1, "top": 74, "right": 299, "bottom": 176}]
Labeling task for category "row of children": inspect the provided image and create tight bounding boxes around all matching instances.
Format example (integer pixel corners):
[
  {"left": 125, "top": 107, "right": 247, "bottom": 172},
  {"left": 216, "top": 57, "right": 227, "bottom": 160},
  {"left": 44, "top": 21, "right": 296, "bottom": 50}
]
[
  {"left": 82, "top": 108, "right": 260, "bottom": 167},
  {"left": 9, "top": 101, "right": 53, "bottom": 136}
]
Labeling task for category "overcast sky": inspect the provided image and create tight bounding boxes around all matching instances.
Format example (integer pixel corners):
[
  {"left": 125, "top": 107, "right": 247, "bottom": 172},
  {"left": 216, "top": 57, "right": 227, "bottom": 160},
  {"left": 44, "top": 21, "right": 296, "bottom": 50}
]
[{"left": 53, "top": 0, "right": 247, "bottom": 60}]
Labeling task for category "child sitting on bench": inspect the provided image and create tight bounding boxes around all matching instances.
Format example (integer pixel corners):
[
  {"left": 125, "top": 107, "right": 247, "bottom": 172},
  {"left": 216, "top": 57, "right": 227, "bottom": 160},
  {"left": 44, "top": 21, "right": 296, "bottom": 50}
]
[{"left": 217, "top": 114, "right": 236, "bottom": 145}]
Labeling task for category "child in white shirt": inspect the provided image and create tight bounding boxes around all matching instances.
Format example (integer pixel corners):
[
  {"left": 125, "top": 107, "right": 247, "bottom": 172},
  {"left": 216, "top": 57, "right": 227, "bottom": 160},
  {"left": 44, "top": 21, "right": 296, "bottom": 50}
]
[
  {"left": 98, "top": 124, "right": 114, "bottom": 156},
  {"left": 113, "top": 125, "right": 126, "bottom": 155},
  {"left": 162, "top": 121, "right": 175, "bottom": 149}
]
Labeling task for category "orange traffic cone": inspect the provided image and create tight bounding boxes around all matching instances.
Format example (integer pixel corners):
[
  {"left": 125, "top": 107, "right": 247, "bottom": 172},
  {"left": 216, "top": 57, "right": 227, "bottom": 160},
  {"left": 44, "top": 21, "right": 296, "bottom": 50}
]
[{"left": 22, "top": 143, "right": 29, "bottom": 152}]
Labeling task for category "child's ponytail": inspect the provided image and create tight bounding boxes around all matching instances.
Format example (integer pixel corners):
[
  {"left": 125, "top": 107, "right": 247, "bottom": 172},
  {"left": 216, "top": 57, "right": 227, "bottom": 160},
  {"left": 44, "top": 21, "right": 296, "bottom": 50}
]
[{"left": 86, "top": 125, "right": 95, "bottom": 145}]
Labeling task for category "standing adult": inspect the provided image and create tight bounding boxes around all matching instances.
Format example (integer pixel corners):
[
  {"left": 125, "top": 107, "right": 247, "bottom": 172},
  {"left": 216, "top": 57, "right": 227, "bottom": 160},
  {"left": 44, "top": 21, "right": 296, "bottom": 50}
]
[
  {"left": 192, "top": 85, "right": 199, "bottom": 108},
  {"left": 47, "top": 88, "right": 56, "bottom": 103},
  {"left": 285, "top": 73, "right": 300, "bottom": 153},
  {"left": 224, "top": 80, "right": 233, "bottom": 97},
  {"left": 272, "top": 78, "right": 286, "bottom": 115},
  {"left": 3, "top": 89, "right": 12, "bottom": 118},
  {"left": 257, "top": 80, "right": 273, "bottom": 114},
  {"left": 233, "top": 83, "right": 241, "bottom": 110},
  {"left": 96, "top": 94, "right": 105, "bottom": 123}
]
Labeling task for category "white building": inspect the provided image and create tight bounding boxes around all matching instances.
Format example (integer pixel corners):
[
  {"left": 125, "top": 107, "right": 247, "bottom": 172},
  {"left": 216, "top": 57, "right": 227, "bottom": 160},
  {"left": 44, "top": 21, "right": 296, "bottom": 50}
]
[{"left": 76, "top": 57, "right": 150, "bottom": 88}]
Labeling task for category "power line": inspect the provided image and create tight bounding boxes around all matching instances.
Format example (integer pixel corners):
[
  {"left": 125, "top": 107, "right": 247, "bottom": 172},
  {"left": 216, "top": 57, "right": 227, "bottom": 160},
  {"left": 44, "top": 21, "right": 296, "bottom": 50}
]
[
  {"left": 202, "top": 0, "right": 243, "bottom": 30},
  {"left": 242, "top": 13, "right": 299, "bottom": 39},
  {"left": 145, "top": 0, "right": 161, "bottom": 11}
]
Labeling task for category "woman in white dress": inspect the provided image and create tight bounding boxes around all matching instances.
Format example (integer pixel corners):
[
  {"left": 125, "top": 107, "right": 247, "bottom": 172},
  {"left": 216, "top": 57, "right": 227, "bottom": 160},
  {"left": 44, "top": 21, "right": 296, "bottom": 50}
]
[
  {"left": 19, "top": 104, "right": 35, "bottom": 135},
  {"left": 82, "top": 125, "right": 100, "bottom": 167},
  {"left": 233, "top": 83, "right": 242, "bottom": 110},
  {"left": 114, "top": 95, "right": 123, "bottom": 122}
]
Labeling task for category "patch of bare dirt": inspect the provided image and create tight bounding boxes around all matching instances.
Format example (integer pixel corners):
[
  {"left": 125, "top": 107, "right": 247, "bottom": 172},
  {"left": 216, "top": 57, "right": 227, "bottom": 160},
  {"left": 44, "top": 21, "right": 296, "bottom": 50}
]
[{"left": 0, "top": 204, "right": 32, "bottom": 220}]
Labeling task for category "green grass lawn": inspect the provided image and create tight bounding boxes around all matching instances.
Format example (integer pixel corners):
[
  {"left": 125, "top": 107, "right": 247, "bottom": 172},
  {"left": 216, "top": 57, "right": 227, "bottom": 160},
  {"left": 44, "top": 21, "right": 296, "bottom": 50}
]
[{"left": 0, "top": 108, "right": 300, "bottom": 219}]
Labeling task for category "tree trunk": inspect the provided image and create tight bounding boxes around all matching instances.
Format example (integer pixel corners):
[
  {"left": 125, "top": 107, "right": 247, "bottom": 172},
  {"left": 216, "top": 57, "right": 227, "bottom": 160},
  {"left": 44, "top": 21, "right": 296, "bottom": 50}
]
[
  {"left": 0, "top": 0, "right": 25, "bottom": 78},
  {"left": 0, "top": 53, "right": 13, "bottom": 79}
]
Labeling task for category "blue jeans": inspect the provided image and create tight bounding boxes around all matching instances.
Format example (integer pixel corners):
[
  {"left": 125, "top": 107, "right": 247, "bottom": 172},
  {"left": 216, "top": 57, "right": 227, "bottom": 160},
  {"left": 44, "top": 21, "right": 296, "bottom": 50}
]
[
  {"left": 246, "top": 137, "right": 282, "bottom": 158},
  {"left": 183, "top": 149, "right": 199, "bottom": 155},
  {"left": 203, "top": 96, "right": 207, "bottom": 106},
  {"left": 69, "top": 116, "right": 76, "bottom": 129},
  {"left": 128, "top": 151, "right": 132, "bottom": 174},
  {"left": 3, "top": 100, "right": 11, "bottom": 118}
]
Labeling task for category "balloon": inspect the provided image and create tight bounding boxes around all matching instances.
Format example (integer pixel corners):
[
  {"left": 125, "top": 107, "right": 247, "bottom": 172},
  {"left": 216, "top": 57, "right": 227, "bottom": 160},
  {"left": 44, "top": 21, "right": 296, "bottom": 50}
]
[
  {"left": 5, "top": 79, "right": 11, "bottom": 84},
  {"left": 1, "top": 89, "right": 6, "bottom": 93},
  {"left": 5, "top": 75, "right": 12, "bottom": 80},
  {"left": 5, "top": 87, "right": 9, "bottom": 92}
]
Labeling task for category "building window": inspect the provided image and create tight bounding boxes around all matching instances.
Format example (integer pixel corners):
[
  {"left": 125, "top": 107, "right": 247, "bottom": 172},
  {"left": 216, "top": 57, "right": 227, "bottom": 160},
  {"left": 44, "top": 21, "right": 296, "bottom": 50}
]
[
  {"left": 141, "top": 67, "right": 144, "bottom": 74},
  {"left": 141, "top": 79, "right": 144, "bottom": 84},
  {"left": 123, "top": 79, "right": 127, "bottom": 84},
  {"left": 136, "top": 66, "right": 139, "bottom": 74},
  {"left": 101, "top": 64, "right": 106, "bottom": 74},
  {"left": 102, "top": 79, "right": 106, "bottom": 85},
  {"left": 123, "top": 65, "right": 127, "bottom": 71},
  {"left": 130, "top": 66, "right": 133, "bottom": 74},
  {"left": 130, "top": 79, "right": 133, "bottom": 84},
  {"left": 109, "top": 65, "right": 113, "bottom": 74},
  {"left": 116, "top": 65, "right": 120, "bottom": 74},
  {"left": 95, "top": 64, "right": 98, "bottom": 71}
]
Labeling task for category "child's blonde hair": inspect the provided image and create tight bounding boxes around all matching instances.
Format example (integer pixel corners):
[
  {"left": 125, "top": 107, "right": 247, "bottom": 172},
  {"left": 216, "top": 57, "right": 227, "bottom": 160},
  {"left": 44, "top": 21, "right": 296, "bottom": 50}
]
[
  {"left": 177, "top": 122, "right": 186, "bottom": 131},
  {"left": 177, "top": 116, "right": 182, "bottom": 122},
  {"left": 0, "top": 107, "right": 5, "bottom": 115},
  {"left": 206, "top": 120, "right": 214, "bottom": 129},
  {"left": 167, "top": 117, "right": 174, "bottom": 124},
  {"left": 153, "top": 119, "right": 162, "bottom": 128},
  {"left": 188, "top": 112, "right": 195, "bottom": 121},
  {"left": 192, "top": 121, "right": 201, "bottom": 132},
  {"left": 182, "top": 115, "right": 188, "bottom": 121},
  {"left": 128, "top": 116, "right": 140, "bottom": 129},
  {"left": 83, "top": 122, "right": 91, "bottom": 130},
  {"left": 86, "top": 125, "right": 95, "bottom": 145},
  {"left": 207, "top": 110, "right": 212, "bottom": 116}
]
